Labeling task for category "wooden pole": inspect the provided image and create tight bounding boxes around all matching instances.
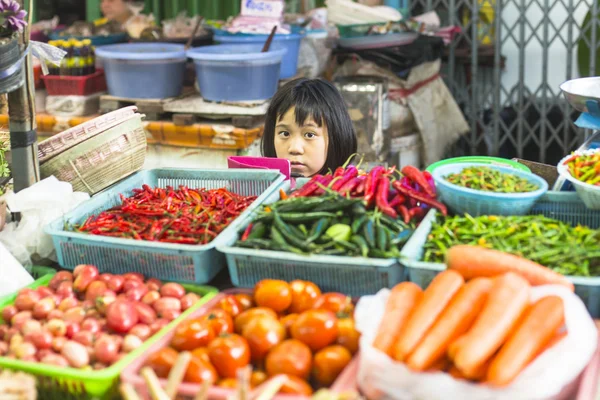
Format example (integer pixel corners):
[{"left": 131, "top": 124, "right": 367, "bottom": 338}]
[{"left": 8, "top": 0, "right": 39, "bottom": 192}]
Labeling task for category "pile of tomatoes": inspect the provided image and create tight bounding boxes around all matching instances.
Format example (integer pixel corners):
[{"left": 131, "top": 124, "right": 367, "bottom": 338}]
[
  {"left": 145, "top": 279, "right": 360, "bottom": 395},
  {"left": 0, "top": 265, "right": 202, "bottom": 370}
]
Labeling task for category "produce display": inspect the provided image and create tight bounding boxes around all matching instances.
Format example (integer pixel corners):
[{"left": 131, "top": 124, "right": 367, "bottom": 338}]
[
  {"left": 563, "top": 151, "right": 600, "bottom": 185},
  {"left": 0, "top": 266, "right": 204, "bottom": 369},
  {"left": 444, "top": 166, "right": 540, "bottom": 193},
  {"left": 373, "top": 246, "right": 567, "bottom": 386},
  {"left": 423, "top": 214, "right": 600, "bottom": 277},
  {"left": 144, "top": 280, "right": 360, "bottom": 395},
  {"left": 72, "top": 185, "right": 257, "bottom": 245},
  {"left": 290, "top": 165, "right": 447, "bottom": 223}
]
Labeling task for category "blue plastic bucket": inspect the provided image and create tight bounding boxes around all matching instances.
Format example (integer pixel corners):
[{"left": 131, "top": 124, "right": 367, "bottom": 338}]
[
  {"left": 96, "top": 43, "right": 187, "bottom": 99},
  {"left": 213, "top": 30, "right": 304, "bottom": 79},
  {"left": 187, "top": 44, "right": 286, "bottom": 102}
]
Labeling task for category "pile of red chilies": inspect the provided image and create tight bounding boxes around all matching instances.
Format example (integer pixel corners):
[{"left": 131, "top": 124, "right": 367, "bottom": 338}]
[
  {"left": 76, "top": 185, "right": 257, "bottom": 245},
  {"left": 290, "top": 165, "right": 447, "bottom": 223}
]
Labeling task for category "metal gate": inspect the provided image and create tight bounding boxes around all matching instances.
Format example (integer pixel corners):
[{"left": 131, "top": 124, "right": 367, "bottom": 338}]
[{"left": 409, "top": 0, "right": 598, "bottom": 164}]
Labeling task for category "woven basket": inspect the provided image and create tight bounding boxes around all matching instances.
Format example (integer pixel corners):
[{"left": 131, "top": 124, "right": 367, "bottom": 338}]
[
  {"left": 38, "top": 106, "right": 138, "bottom": 163},
  {"left": 40, "top": 114, "right": 147, "bottom": 195}
]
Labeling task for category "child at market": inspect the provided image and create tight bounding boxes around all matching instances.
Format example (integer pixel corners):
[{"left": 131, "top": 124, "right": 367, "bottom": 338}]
[{"left": 261, "top": 78, "right": 358, "bottom": 177}]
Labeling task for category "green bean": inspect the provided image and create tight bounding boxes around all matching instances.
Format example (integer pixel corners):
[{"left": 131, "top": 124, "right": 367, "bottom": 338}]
[{"left": 445, "top": 166, "right": 539, "bottom": 193}]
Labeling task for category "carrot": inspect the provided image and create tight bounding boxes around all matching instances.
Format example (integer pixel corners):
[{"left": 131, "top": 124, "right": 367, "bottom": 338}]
[
  {"left": 406, "top": 278, "right": 493, "bottom": 371},
  {"left": 279, "top": 189, "right": 288, "bottom": 200},
  {"left": 392, "top": 270, "right": 465, "bottom": 361},
  {"left": 452, "top": 272, "right": 530, "bottom": 379},
  {"left": 425, "top": 356, "right": 450, "bottom": 373},
  {"left": 372, "top": 282, "right": 423, "bottom": 356},
  {"left": 448, "top": 365, "right": 468, "bottom": 380},
  {"left": 446, "top": 245, "right": 574, "bottom": 291},
  {"left": 486, "top": 295, "right": 564, "bottom": 386}
]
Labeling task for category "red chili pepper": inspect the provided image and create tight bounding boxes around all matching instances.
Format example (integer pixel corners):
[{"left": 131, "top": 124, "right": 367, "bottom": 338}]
[
  {"left": 289, "top": 175, "right": 322, "bottom": 198},
  {"left": 398, "top": 204, "right": 410, "bottom": 224},
  {"left": 375, "top": 176, "right": 398, "bottom": 218},
  {"left": 353, "top": 175, "right": 367, "bottom": 196},
  {"left": 339, "top": 176, "right": 361, "bottom": 195},
  {"left": 393, "top": 181, "right": 448, "bottom": 216},
  {"left": 388, "top": 193, "right": 406, "bottom": 209},
  {"left": 313, "top": 175, "right": 334, "bottom": 196},
  {"left": 364, "top": 166, "right": 385, "bottom": 206},
  {"left": 422, "top": 171, "right": 437, "bottom": 197},
  {"left": 401, "top": 165, "right": 436, "bottom": 198},
  {"left": 331, "top": 166, "right": 359, "bottom": 192},
  {"left": 408, "top": 207, "right": 426, "bottom": 220},
  {"left": 241, "top": 223, "right": 253, "bottom": 241}
]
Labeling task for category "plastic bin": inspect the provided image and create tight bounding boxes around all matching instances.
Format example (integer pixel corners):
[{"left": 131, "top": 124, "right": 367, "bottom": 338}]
[
  {"left": 45, "top": 168, "right": 285, "bottom": 284},
  {"left": 41, "top": 69, "right": 107, "bottom": 96},
  {"left": 400, "top": 192, "right": 600, "bottom": 317},
  {"left": 218, "top": 181, "right": 407, "bottom": 297},
  {"left": 426, "top": 156, "right": 532, "bottom": 173},
  {"left": 121, "top": 289, "right": 359, "bottom": 400},
  {"left": 557, "top": 149, "right": 600, "bottom": 210},
  {"left": 0, "top": 274, "right": 217, "bottom": 399},
  {"left": 213, "top": 30, "right": 303, "bottom": 79},
  {"left": 187, "top": 44, "right": 286, "bottom": 102},
  {"left": 96, "top": 43, "right": 187, "bottom": 99},
  {"left": 432, "top": 163, "right": 549, "bottom": 216}
]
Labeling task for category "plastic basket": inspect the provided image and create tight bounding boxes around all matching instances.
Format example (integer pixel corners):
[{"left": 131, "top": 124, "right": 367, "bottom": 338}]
[
  {"left": 425, "top": 156, "right": 531, "bottom": 173},
  {"left": 336, "top": 22, "right": 388, "bottom": 38},
  {"left": 42, "top": 69, "right": 107, "bottom": 96},
  {"left": 400, "top": 192, "right": 600, "bottom": 317},
  {"left": 218, "top": 182, "right": 407, "bottom": 297},
  {"left": 121, "top": 289, "right": 359, "bottom": 400},
  {"left": 432, "top": 163, "right": 549, "bottom": 216},
  {"left": 46, "top": 169, "right": 285, "bottom": 284},
  {"left": 557, "top": 149, "right": 600, "bottom": 210},
  {"left": 0, "top": 274, "right": 217, "bottom": 399}
]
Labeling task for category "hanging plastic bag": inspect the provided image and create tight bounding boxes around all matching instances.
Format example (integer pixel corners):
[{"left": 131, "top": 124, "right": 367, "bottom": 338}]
[{"left": 354, "top": 285, "right": 598, "bottom": 400}]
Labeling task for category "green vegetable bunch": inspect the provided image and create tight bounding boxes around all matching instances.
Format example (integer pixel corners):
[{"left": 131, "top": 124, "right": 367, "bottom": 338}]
[{"left": 445, "top": 166, "right": 539, "bottom": 193}]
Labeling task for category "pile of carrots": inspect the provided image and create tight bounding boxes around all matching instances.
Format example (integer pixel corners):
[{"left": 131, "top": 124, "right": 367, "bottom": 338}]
[{"left": 373, "top": 245, "right": 573, "bottom": 386}]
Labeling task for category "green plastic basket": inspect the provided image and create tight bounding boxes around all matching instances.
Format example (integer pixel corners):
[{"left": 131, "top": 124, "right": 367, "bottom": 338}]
[
  {"left": 218, "top": 181, "right": 407, "bottom": 297},
  {"left": 400, "top": 191, "right": 600, "bottom": 317},
  {"left": 0, "top": 275, "right": 217, "bottom": 399},
  {"left": 29, "top": 266, "right": 57, "bottom": 280},
  {"left": 425, "top": 156, "right": 531, "bottom": 174}
]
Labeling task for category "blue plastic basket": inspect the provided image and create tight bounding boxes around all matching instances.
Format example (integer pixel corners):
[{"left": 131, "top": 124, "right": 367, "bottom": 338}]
[
  {"left": 217, "top": 181, "right": 407, "bottom": 297},
  {"left": 432, "top": 163, "right": 549, "bottom": 216},
  {"left": 45, "top": 168, "right": 285, "bottom": 284},
  {"left": 400, "top": 191, "right": 600, "bottom": 317}
]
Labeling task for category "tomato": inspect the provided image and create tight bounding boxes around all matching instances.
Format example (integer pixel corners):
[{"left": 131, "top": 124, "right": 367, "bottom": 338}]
[
  {"left": 153, "top": 297, "right": 182, "bottom": 316},
  {"left": 208, "top": 334, "right": 251, "bottom": 379},
  {"left": 134, "top": 303, "right": 158, "bottom": 325},
  {"left": 145, "top": 347, "right": 178, "bottom": 378},
  {"left": 106, "top": 275, "right": 124, "bottom": 293},
  {"left": 160, "top": 283, "right": 186, "bottom": 299},
  {"left": 56, "top": 281, "right": 75, "bottom": 299},
  {"left": 291, "top": 310, "right": 338, "bottom": 352},
  {"left": 171, "top": 318, "right": 215, "bottom": 351},
  {"left": 217, "top": 378, "right": 238, "bottom": 389},
  {"left": 181, "top": 293, "right": 200, "bottom": 311},
  {"left": 216, "top": 295, "right": 243, "bottom": 318},
  {"left": 289, "top": 280, "right": 321, "bottom": 314},
  {"left": 125, "top": 286, "right": 149, "bottom": 302},
  {"left": 265, "top": 339, "right": 312, "bottom": 379},
  {"left": 49, "top": 271, "right": 73, "bottom": 291},
  {"left": 130, "top": 324, "right": 152, "bottom": 341},
  {"left": 123, "top": 273, "right": 144, "bottom": 282},
  {"left": 203, "top": 309, "right": 234, "bottom": 335},
  {"left": 14, "top": 291, "right": 40, "bottom": 311},
  {"left": 184, "top": 355, "right": 219, "bottom": 384},
  {"left": 234, "top": 294, "right": 254, "bottom": 312},
  {"left": 63, "top": 307, "right": 86, "bottom": 324},
  {"left": 2, "top": 305, "right": 18, "bottom": 322},
  {"left": 191, "top": 347, "right": 211, "bottom": 364},
  {"left": 280, "top": 314, "right": 298, "bottom": 337},
  {"left": 97, "top": 274, "right": 113, "bottom": 285},
  {"left": 122, "top": 280, "right": 144, "bottom": 292},
  {"left": 146, "top": 278, "right": 162, "bottom": 292},
  {"left": 234, "top": 307, "right": 278, "bottom": 334},
  {"left": 32, "top": 297, "right": 56, "bottom": 320},
  {"left": 142, "top": 291, "right": 161, "bottom": 306},
  {"left": 251, "top": 370, "right": 268, "bottom": 388},
  {"left": 106, "top": 301, "right": 139, "bottom": 334},
  {"left": 85, "top": 281, "right": 108, "bottom": 302},
  {"left": 94, "top": 336, "right": 120, "bottom": 365},
  {"left": 254, "top": 280, "right": 292, "bottom": 312},
  {"left": 279, "top": 375, "right": 313, "bottom": 395},
  {"left": 312, "top": 345, "right": 352, "bottom": 387},
  {"left": 313, "top": 293, "right": 354, "bottom": 317},
  {"left": 73, "top": 266, "right": 99, "bottom": 293},
  {"left": 242, "top": 317, "right": 285, "bottom": 362},
  {"left": 336, "top": 318, "right": 360, "bottom": 355}
]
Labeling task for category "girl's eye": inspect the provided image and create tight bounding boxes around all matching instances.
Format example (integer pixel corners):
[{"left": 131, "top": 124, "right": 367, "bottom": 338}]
[
  {"left": 278, "top": 131, "right": 290, "bottom": 138},
  {"left": 304, "top": 132, "right": 316, "bottom": 139}
]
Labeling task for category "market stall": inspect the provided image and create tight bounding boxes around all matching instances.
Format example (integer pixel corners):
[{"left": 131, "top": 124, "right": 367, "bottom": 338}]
[{"left": 0, "top": 0, "right": 600, "bottom": 399}]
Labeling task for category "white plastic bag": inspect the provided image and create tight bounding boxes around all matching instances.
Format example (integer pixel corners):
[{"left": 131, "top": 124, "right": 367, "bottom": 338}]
[
  {"left": 0, "top": 242, "right": 33, "bottom": 297},
  {"left": 0, "top": 176, "right": 89, "bottom": 266},
  {"left": 355, "top": 285, "right": 598, "bottom": 400}
]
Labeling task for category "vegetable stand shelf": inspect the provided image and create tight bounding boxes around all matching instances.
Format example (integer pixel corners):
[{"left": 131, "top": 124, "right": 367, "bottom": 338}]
[
  {"left": 0, "top": 275, "right": 217, "bottom": 400},
  {"left": 400, "top": 191, "right": 600, "bottom": 317},
  {"left": 45, "top": 169, "right": 285, "bottom": 284},
  {"left": 218, "top": 181, "right": 408, "bottom": 297}
]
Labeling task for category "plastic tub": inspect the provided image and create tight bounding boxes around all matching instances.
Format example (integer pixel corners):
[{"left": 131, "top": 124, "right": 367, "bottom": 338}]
[
  {"left": 557, "top": 149, "right": 600, "bottom": 210},
  {"left": 213, "top": 30, "right": 304, "bottom": 79},
  {"left": 96, "top": 43, "right": 187, "bottom": 99},
  {"left": 187, "top": 44, "right": 286, "bottom": 102},
  {"left": 432, "top": 163, "right": 549, "bottom": 216},
  {"left": 426, "top": 156, "right": 532, "bottom": 173}
]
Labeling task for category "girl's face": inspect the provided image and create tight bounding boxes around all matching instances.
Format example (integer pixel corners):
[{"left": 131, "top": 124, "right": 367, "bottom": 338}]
[{"left": 274, "top": 107, "right": 329, "bottom": 177}]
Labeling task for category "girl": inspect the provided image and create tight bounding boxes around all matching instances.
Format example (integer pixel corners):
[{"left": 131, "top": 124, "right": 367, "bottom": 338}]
[
  {"left": 261, "top": 78, "right": 358, "bottom": 177},
  {"left": 100, "top": 0, "right": 133, "bottom": 26}
]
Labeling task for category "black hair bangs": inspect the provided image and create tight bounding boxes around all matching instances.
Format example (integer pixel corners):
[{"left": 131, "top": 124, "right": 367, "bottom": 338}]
[{"left": 275, "top": 83, "right": 328, "bottom": 129}]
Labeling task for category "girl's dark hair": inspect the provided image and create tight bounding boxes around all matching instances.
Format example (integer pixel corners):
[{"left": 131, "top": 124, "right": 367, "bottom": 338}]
[{"left": 261, "top": 78, "right": 357, "bottom": 175}]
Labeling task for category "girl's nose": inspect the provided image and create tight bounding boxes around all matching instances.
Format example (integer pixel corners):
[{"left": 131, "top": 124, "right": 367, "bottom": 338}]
[{"left": 288, "top": 137, "right": 304, "bottom": 155}]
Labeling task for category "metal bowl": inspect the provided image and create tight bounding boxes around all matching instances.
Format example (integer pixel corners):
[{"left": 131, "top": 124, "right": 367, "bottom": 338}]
[{"left": 560, "top": 77, "right": 600, "bottom": 116}]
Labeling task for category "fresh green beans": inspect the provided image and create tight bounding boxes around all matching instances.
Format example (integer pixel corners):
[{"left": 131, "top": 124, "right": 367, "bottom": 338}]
[
  {"left": 445, "top": 166, "right": 539, "bottom": 193},
  {"left": 423, "top": 214, "right": 600, "bottom": 276}
]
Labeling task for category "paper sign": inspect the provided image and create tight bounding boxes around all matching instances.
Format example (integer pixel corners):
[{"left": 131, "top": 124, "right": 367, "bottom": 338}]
[{"left": 241, "top": 0, "right": 285, "bottom": 19}]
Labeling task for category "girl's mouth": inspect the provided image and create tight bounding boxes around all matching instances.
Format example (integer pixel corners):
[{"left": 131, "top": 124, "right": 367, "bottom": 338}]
[{"left": 290, "top": 161, "right": 306, "bottom": 167}]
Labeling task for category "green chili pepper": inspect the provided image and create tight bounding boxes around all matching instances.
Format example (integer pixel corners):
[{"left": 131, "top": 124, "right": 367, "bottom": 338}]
[{"left": 445, "top": 166, "right": 539, "bottom": 193}]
